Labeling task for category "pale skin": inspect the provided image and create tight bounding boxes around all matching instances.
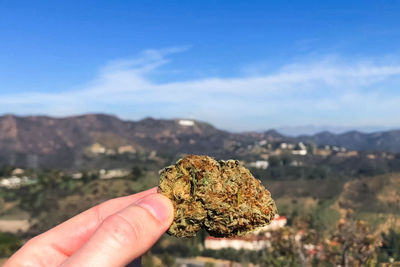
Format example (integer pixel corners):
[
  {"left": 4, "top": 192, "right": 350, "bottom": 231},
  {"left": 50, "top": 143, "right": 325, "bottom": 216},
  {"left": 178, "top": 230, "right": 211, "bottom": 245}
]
[{"left": 5, "top": 187, "right": 174, "bottom": 267}]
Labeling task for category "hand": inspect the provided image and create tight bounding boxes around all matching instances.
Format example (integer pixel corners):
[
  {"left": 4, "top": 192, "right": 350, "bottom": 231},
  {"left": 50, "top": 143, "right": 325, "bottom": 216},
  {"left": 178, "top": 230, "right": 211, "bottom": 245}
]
[{"left": 5, "top": 187, "right": 174, "bottom": 267}]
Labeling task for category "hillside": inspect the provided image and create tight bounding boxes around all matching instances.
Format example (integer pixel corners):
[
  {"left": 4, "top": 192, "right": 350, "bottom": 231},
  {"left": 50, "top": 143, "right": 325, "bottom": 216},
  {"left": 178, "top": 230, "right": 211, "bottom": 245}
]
[
  {"left": 264, "top": 173, "right": 400, "bottom": 234},
  {"left": 0, "top": 114, "right": 399, "bottom": 170},
  {"left": 338, "top": 173, "right": 400, "bottom": 231},
  {"left": 0, "top": 114, "right": 247, "bottom": 169}
]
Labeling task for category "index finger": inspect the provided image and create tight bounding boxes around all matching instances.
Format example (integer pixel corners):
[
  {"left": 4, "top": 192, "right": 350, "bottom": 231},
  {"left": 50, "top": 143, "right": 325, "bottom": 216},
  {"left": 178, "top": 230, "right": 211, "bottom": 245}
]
[{"left": 6, "top": 187, "right": 158, "bottom": 267}]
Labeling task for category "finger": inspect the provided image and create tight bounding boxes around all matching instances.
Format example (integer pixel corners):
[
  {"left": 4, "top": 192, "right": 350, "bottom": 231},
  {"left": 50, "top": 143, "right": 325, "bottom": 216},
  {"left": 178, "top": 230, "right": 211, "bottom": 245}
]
[
  {"left": 4, "top": 187, "right": 158, "bottom": 267},
  {"left": 43, "top": 187, "right": 159, "bottom": 252},
  {"left": 61, "top": 193, "right": 174, "bottom": 267}
]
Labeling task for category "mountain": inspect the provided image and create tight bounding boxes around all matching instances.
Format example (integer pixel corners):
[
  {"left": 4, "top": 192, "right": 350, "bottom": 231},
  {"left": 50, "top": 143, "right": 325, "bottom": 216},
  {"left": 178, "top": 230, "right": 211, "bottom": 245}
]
[
  {"left": 276, "top": 125, "right": 393, "bottom": 136},
  {"left": 0, "top": 114, "right": 399, "bottom": 170},
  {"left": 0, "top": 114, "right": 258, "bottom": 170},
  {"left": 298, "top": 130, "right": 400, "bottom": 153}
]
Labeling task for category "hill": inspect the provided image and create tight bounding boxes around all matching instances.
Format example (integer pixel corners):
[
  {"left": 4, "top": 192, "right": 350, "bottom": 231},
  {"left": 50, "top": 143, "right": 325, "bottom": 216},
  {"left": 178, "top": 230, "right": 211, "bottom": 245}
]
[
  {"left": 0, "top": 114, "right": 399, "bottom": 170},
  {"left": 264, "top": 173, "right": 400, "bottom": 233},
  {"left": 0, "top": 114, "right": 258, "bottom": 170}
]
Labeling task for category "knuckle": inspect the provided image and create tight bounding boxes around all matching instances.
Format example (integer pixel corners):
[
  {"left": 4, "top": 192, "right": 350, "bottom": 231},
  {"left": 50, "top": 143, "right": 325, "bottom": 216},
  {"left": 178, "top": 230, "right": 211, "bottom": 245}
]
[{"left": 100, "top": 212, "right": 144, "bottom": 247}]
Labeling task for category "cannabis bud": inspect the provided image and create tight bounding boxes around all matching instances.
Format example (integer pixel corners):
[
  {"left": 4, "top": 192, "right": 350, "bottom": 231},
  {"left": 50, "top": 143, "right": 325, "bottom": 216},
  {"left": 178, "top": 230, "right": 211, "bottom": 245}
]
[{"left": 158, "top": 155, "right": 277, "bottom": 238}]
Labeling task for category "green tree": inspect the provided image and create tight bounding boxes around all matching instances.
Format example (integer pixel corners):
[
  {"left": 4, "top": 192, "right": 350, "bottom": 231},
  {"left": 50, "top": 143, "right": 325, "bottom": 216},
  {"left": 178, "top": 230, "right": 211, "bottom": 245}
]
[
  {"left": 0, "top": 232, "right": 22, "bottom": 257},
  {"left": 131, "top": 166, "right": 143, "bottom": 181},
  {"left": 378, "top": 229, "right": 400, "bottom": 263},
  {"left": 261, "top": 227, "right": 320, "bottom": 267}
]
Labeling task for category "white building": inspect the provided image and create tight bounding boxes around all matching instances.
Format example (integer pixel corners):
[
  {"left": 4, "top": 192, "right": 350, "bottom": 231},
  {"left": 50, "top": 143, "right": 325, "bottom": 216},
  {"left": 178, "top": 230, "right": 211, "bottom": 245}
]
[
  {"left": 292, "top": 149, "right": 307, "bottom": 156},
  {"left": 99, "top": 169, "right": 131, "bottom": 179},
  {"left": 205, "top": 236, "right": 271, "bottom": 251},
  {"left": 204, "top": 215, "right": 287, "bottom": 251},
  {"left": 249, "top": 160, "right": 269, "bottom": 169},
  {"left": 254, "top": 215, "right": 287, "bottom": 232},
  {"left": 280, "top": 142, "right": 288, "bottom": 149},
  {"left": 88, "top": 143, "right": 106, "bottom": 154},
  {"left": 259, "top": 140, "right": 268, "bottom": 146},
  {"left": 72, "top": 172, "right": 83, "bottom": 179},
  {"left": 292, "top": 142, "right": 308, "bottom": 156},
  {"left": 0, "top": 176, "right": 34, "bottom": 189}
]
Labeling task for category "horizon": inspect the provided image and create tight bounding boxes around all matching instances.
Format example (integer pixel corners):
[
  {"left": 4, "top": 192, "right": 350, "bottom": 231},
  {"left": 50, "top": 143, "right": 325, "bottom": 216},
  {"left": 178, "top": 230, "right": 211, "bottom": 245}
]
[
  {"left": 1, "top": 1, "right": 400, "bottom": 132},
  {"left": 1, "top": 112, "right": 399, "bottom": 136}
]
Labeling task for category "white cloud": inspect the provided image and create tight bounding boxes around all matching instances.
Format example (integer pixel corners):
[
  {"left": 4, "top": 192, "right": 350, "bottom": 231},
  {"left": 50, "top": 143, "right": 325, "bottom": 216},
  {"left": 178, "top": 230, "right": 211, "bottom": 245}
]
[{"left": 1, "top": 48, "right": 400, "bottom": 131}]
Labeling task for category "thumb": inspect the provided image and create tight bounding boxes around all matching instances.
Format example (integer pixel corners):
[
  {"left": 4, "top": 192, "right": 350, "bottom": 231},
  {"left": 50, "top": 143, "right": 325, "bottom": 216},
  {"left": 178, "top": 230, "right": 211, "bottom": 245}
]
[{"left": 61, "top": 193, "right": 174, "bottom": 267}]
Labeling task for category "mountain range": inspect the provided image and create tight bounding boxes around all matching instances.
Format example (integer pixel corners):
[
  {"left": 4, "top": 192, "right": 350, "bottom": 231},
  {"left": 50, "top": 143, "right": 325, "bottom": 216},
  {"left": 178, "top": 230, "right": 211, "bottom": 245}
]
[
  {"left": 299, "top": 130, "right": 400, "bottom": 153},
  {"left": 0, "top": 114, "right": 399, "bottom": 170}
]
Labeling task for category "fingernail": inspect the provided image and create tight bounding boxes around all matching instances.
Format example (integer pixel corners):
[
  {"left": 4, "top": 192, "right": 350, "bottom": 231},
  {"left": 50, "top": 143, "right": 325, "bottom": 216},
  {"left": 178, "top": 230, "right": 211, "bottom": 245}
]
[{"left": 135, "top": 194, "right": 170, "bottom": 223}]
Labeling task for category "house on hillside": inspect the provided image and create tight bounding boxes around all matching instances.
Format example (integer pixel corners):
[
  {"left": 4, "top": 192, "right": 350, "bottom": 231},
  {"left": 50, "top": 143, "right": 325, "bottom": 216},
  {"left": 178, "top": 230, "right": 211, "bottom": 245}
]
[
  {"left": 118, "top": 145, "right": 136, "bottom": 154},
  {"left": 99, "top": 169, "right": 130, "bottom": 179},
  {"left": 205, "top": 235, "right": 271, "bottom": 251},
  {"left": 88, "top": 143, "right": 106, "bottom": 154},
  {"left": 280, "top": 142, "right": 295, "bottom": 150},
  {"left": 0, "top": 176, "right": 35, "bottom": 189},
  {"left": 249, "top": 160, "right": 269, "bottom": 169},
  {"left": 204, "top": 215, "right": 287, "bottom": 251},
  {"left": 336, "top": 151, "right": 358, "bottom": 157},
  {"left": 292, "top": 142, "right": 307, "bottom": 156},
  {"left": 254, "top": 215, "right": 287, "bottom": 232}
]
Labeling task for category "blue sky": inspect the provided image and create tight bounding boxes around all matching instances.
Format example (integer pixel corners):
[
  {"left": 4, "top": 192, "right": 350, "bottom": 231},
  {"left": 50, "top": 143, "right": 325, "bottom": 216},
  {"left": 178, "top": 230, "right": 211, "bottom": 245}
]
[{"left": 1, "top": 1, "right": 400, "bottom": 133}]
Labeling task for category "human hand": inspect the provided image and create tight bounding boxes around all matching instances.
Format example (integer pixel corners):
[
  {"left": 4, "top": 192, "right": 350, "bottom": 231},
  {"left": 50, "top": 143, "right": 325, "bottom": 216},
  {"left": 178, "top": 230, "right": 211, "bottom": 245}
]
[{"left": 5, "top": 187, "right": 174, "bottom": 267}]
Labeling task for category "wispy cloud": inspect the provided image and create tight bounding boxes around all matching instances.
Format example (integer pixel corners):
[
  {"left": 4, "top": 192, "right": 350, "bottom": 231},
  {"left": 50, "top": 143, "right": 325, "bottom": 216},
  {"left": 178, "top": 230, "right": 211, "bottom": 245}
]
[{"left": 1, "top": 48, "right": 400, "bottom": 131}]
